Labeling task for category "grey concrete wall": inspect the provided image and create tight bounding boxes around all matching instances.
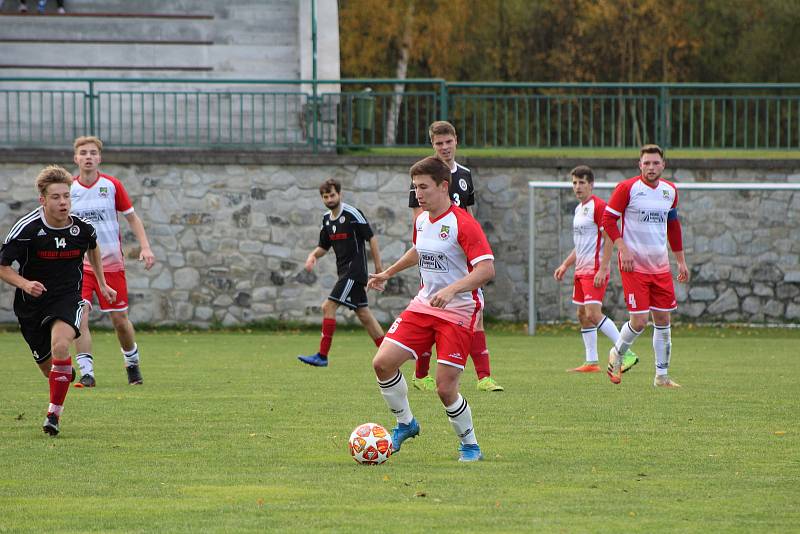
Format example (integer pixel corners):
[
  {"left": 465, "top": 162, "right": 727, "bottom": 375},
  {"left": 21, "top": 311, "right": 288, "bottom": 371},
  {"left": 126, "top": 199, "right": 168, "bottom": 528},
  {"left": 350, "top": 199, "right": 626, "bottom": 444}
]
[
  {"left": 1, "top": 151, "right": 799, "bottom": 327},
  {"left": 0, "top": 0, "right": 304, "bottom": 79}
]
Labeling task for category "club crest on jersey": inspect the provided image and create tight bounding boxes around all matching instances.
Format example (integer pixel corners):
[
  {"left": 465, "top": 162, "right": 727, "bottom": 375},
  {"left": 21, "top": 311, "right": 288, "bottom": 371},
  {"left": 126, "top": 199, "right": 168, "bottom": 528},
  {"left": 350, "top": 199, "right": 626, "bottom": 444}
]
[
  {"left": 99, "top": 186, "right": 109, "bottom": 198},
  {"left": 583, "top": 207, "right": 589, "bottom": 215},
  {"left": 459, "top": 178, "right": 468, "bottom": 191},
  {"left": 70, "top": 225, "right": 80, "bottom": 236},
  {"left": 662, "top": 190, "right": 671, "bottom": 200},
  {"left": 339, "top": 216, "right": 345, "bottom": 223},
  {"left": 439, "top": 225, "right": 451, "bottom": 240}
]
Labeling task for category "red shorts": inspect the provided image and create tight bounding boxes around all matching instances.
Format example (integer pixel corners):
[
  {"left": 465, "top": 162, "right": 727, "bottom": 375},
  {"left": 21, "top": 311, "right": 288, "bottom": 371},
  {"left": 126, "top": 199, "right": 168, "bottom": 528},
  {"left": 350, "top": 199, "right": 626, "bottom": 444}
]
[
  {"left": 620, "top": 271, "right": 677, "bottom": 314},
  {"left": 384, "top": 310, "right": 473, "bottom": 370},
  {"left": 572, "top": 274, "right": 609, "bottom": 305},
  {"left": 82, "top": 270, "right": 129, "bottom": 312}
]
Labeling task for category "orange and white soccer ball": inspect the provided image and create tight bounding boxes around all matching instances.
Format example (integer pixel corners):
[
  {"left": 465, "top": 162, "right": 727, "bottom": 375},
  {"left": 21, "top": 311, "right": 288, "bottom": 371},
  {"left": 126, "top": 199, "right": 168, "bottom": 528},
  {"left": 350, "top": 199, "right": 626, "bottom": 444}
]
[{"left": 348, "top": 423, "right": 393, "bottom": 465}]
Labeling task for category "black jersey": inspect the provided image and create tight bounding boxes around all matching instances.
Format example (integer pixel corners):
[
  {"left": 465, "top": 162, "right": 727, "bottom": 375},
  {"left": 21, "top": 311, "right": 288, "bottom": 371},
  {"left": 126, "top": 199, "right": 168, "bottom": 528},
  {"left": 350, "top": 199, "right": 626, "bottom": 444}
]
[
  {"left": 408, "top": 161, "right": 475, "bottom": 209},
  {"left": 318, "top": 203, "right": 374, "bottom": 284},
  {"left": 0, "top": 208, "right": 97, "bottom": 317}
]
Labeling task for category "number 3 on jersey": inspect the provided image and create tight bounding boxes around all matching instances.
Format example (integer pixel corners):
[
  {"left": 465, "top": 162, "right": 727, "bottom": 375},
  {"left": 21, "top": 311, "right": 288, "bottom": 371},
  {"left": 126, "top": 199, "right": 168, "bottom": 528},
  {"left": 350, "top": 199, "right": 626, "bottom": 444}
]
[{"left": 452, "top": 193, "right": 461, "bottom": 206}]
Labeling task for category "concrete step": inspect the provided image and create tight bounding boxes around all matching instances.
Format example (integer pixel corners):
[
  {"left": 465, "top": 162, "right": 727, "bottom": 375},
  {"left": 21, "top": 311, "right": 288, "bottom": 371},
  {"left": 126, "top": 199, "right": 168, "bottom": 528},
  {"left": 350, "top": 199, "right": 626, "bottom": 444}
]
[
  {"left": 0, "top": 17, "right": 214, "bottom": 42},
  {"left": 0, "top": 42, "right": 213, "bottom": 69}
]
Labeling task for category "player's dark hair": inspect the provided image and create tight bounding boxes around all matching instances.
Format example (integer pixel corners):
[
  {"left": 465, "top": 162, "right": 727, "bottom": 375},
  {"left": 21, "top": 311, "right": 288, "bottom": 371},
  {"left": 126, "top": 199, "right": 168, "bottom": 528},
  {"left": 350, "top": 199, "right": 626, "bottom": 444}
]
[
  {"left": 640, "top": 144, "right": 664, "bottom": 159},
  {"left": 570, "top": 165, "right": 594, "bottom": 183},
  {"left": 36, "top": 165, "right": 73, "bottom": 196},
  {"left": 410, "top": 157, "right": 451, "bottom": 186},
  {"left": 319, "top": 178, "right": 341, "bottom": 195},
  {"left": 428, "top": 121, "right": 457, "bottom": 143},
  {"left": 73, "top": 135, "right": 103, "bottom": 153}
]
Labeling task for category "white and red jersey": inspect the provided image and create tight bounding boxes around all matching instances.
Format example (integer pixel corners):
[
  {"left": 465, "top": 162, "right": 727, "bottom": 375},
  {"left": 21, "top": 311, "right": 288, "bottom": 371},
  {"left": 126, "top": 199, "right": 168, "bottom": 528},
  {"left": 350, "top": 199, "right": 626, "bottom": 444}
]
[
  {"left": 573, "top": 194, "right": 606, "bottom": 276},
  {"left": 406, "top": 205, "right": 494, "bottom": 331},
  {"left": 70, "top": 173, "right": 134, "bottom": 273},
  {"left": 605, "top": 176, "right": 678, "bottom": 274}
]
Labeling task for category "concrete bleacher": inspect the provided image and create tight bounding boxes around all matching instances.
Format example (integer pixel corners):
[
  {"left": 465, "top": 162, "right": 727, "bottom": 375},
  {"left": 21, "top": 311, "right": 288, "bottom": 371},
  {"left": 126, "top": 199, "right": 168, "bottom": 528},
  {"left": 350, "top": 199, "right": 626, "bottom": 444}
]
[
  {"left": 0, "top": 0, "right": 341, "bottom": 149},
  {"left": 0, "top": 0, "right": 300, "bottom": 78}
]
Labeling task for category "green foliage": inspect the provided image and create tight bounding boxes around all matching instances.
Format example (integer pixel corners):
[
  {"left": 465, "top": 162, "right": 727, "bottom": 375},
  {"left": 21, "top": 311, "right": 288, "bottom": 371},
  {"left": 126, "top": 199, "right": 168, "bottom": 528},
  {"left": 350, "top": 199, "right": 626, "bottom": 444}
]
[{"left": 1, "top": 330, "right": 797, "bottom": 531}]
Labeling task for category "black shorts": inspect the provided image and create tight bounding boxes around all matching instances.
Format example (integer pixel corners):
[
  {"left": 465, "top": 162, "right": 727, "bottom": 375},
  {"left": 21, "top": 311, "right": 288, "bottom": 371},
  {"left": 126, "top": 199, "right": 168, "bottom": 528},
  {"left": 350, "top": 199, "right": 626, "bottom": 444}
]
[
  {"left": 17, "top": 295, "right": 84, "bottom": 364},
  {"left": 327, "top": 277, "right": 369, "bottom": 310}
]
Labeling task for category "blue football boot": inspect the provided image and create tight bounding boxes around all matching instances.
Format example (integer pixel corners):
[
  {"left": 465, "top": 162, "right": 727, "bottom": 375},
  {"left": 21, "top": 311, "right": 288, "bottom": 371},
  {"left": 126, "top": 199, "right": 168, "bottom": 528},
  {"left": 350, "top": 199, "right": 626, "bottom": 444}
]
[
  {"left": 297, "top": 353, "right": 328, "bottom": 367},
  {"left": 458, "top": 443, "right": 484, "bottom": 462},
  {"left": 391, "top": 417, "right": 420, "bottom": 452}
]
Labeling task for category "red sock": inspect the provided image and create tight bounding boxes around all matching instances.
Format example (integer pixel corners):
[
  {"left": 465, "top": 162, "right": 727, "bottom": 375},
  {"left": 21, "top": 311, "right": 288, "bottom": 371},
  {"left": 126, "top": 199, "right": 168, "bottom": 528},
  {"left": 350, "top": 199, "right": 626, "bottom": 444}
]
[
  {"left": 319, "top": 318, "right": 336, "bottom": 357},
  {"left": 470, "top": 331, "right": 492, "bottom": 380},
  {"left": 48, "top": 357, "right": 72, "bottom": 413},
  {"left": 415, "top": 353, "right": 431, "bottom": 379},
  {"left": 373, "top": 336, "right": 384, "bottom": 347}
]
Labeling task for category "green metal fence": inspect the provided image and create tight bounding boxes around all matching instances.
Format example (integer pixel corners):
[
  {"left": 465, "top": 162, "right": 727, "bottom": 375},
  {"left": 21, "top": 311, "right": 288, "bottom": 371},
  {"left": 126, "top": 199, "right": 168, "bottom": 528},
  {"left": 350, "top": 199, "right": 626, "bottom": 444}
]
[{"left": 2, "top": 77, "right": 800, "bottom": 150}]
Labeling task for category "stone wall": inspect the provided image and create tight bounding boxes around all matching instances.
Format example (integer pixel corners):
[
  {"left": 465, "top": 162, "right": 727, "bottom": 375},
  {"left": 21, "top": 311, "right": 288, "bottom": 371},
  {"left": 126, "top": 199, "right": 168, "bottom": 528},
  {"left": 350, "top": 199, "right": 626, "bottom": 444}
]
[{"left": 1, "top": 151, "right": 799, "bottom": 327}]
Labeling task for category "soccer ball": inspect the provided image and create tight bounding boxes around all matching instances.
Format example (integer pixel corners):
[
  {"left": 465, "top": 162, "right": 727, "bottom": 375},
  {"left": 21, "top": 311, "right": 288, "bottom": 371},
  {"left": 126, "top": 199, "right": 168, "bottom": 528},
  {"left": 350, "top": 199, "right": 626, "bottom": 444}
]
[{"left": 348, "top": 423, "right": 393, "bottom": 465}]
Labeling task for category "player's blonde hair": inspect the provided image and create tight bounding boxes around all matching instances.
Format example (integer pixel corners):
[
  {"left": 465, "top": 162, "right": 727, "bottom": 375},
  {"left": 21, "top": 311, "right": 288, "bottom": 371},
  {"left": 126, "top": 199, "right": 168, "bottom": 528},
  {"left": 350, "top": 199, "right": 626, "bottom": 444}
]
[
  {"left": 36, "top": 165, "right": 73, "bottom": 196},
  {"left": 410, "top": 156, "right": 451, "bottom": 186},
  {"left": 428, "top": 121, "right": 457, "bottom": 143},
  {"left": 73, "top": 135, "right": 103, "bottom": 152},
  {"left": 640, "top": 144, "right": 664, "bottom": 159}
]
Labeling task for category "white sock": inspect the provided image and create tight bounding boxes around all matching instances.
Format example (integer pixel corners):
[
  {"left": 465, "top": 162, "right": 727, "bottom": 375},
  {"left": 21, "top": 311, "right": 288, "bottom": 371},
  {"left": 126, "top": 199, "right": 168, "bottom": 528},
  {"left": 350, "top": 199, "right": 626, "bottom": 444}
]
[
  {"left": 615, "top": 321, "right": 643, "bottom": 355},
  {"left": 48, "top": 403, "right": 63, "bottom": 416},
  {"left": 653, "top": 324, "right": 672, "bottom": 376},
  {"left": 581, "top": 327, "right": 598, "bottom": 362},
  {"left": 122, "top": 344, "right": 139, "bottom": 367},
  {"left": 445, "top": 394, "right": 477, "bottom": 446},
  {"left": 378, "top": 370, "right": 413, "bottom": 425},
  {"left": 76, "top": 353, "right": 94, "bottom": 377},
  {"left": 597, "top": 315, "right": 621, "bottom": 342}
]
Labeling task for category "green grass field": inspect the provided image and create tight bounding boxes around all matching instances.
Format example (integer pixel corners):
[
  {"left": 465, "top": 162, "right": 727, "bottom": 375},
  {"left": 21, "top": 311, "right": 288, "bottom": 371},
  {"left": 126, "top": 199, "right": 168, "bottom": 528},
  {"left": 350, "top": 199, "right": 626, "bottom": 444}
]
[
  {"left": 1, "top": 327, "right": 798, "bottom": 533},
  {"left": 342, "top": 147, "right": 800, "bottom": 160}
]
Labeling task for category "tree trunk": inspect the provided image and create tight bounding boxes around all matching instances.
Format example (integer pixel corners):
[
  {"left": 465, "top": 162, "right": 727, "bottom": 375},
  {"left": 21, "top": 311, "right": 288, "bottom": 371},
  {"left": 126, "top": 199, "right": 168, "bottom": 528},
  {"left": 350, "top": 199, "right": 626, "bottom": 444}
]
[{"left": 385, "top": 2, "right": 414, "bottom": 146}]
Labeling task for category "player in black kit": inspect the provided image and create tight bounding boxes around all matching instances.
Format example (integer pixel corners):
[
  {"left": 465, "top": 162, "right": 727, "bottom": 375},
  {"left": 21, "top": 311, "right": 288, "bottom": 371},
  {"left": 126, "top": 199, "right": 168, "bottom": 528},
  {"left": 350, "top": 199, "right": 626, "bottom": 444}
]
[
  {"left": 298, "top": 178, "right": 385, "bottom": 367},
  {"left": 0, "top": 165, "right": 116, "bottom": 436}
]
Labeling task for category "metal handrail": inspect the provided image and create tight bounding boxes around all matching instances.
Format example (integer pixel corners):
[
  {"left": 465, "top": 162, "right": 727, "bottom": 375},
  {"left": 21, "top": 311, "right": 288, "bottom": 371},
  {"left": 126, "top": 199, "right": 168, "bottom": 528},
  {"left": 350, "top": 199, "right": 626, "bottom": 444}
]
[{"left": 3, "top": 77, "right": 800, "bottom": 150}]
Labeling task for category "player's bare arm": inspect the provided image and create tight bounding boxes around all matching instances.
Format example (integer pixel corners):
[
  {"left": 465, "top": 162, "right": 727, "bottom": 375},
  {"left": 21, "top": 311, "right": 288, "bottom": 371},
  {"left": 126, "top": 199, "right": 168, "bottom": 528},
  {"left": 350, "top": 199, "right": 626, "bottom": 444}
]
[
  {"left": 554, "top": 249, "right": 576, "bottom": 281},
  {"left": 367, "top": 247, "right": 419, "bottom": 291},
  {"left": 124, "top": 212, "right": 155, "bottom": 270},
  {"left": 594, "top": 234, "right": 614, "bottom": 288},
  {"left": 674, "top": 250, "right": 690, "bottom": 283},
  {"left": 429, "top": 259, "right": 495, "bottom": 309},
  {"left": 368, "top": 236, "right": 383, "bottom": 274},
  {"left": 0, "top": 265, "right": 46, "bottom": 297},
  {"left": 614, "top": 238, "right": 634, "bottom": 272},
  {"left": 304, "top": 246, "right": 327, "bottom": 271},
  {"left": 86, "top": 246, "right": 118, "bottom": 303}
]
